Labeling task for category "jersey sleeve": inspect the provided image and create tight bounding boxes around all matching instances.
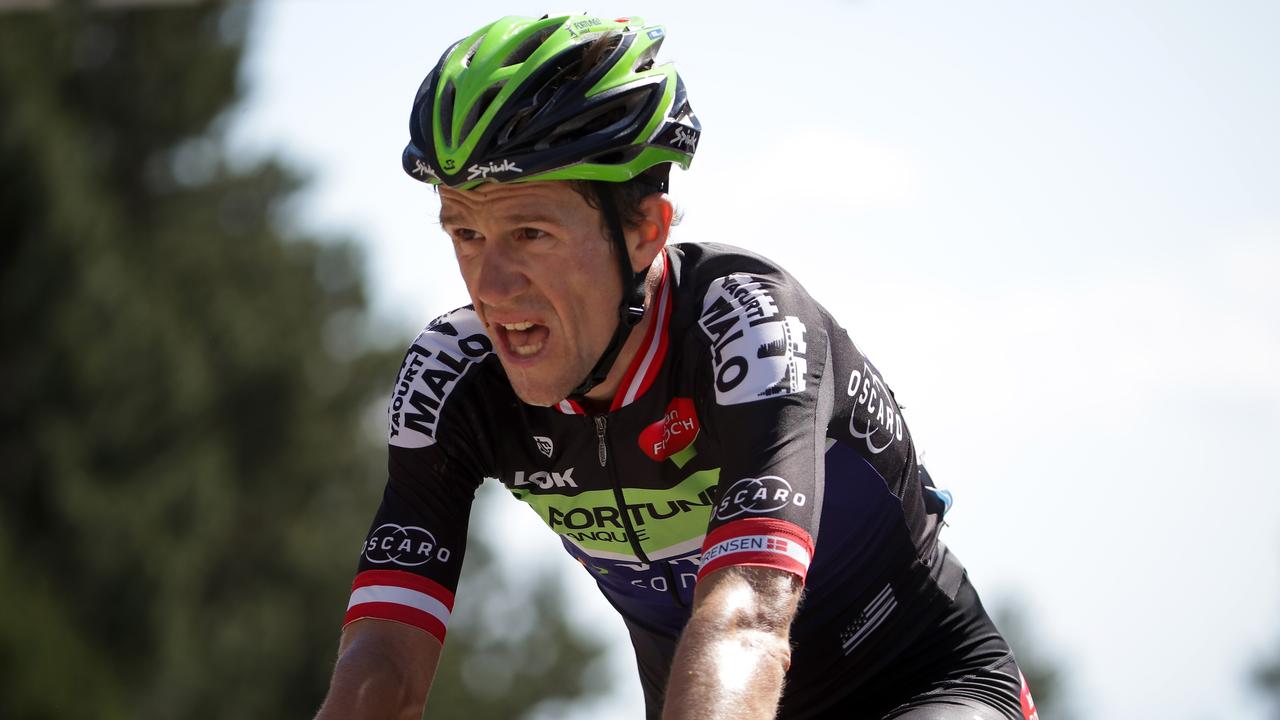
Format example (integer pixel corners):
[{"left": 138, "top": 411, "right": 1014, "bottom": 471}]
[
  {"left": 344, "top": 308, "right": 494, "bottom": 644},
  {"left": 693, "top": 270, "right": 834, "bottom": 585}
]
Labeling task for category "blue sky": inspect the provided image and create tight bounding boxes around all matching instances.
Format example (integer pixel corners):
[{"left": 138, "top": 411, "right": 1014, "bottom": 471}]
[{"left": 230, "top": 1, "right": 1280, "bottom": 717}]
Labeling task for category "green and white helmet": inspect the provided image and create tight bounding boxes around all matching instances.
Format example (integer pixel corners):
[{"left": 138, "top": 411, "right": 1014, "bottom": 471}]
[{"left": 402, "top": 13, "right": 700, "bottom": 188}]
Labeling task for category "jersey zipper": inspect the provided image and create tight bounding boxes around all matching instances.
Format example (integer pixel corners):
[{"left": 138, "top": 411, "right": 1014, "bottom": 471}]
[
  {"left": 594, "top": 415, "right": 649, "bottom": 563},
  {"left": 594, "top": 415, "right": 608, "bottom": 467},
  {"left": 593, "top": 414, "right": 689, "bottom": 608}
]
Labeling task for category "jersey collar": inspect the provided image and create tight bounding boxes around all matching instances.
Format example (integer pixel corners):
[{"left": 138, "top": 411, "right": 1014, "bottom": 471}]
[{"left": 555, "top": 249, "right": 672, "bottom": 416}]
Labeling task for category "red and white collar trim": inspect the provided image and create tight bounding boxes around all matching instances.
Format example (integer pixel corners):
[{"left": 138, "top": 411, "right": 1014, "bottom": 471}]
[{"left": 555, "top": 250, "right": 673, "bottom": 415}]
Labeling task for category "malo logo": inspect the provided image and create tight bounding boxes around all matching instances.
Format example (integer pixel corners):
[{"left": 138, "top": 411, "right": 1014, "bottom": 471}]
[
  {"left": 639, "top": 397, "right": 699, "bottom": 461},
  {"left": 699, "top": 274, "right": 808, "bottom": 406},
  {"left": 388, "top": 308, "right": 493, "bottom": 449}
]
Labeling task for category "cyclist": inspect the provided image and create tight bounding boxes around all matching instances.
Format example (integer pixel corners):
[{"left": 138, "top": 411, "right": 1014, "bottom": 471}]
[{"left": 315, "top": 14, "right": 1039, "bottom": 720}]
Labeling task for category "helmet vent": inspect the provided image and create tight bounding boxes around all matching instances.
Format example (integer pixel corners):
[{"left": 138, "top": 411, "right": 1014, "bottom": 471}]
[
  {"left": 438, "top": 79, "right": 457, "bottom": 145},
  {"left": 461, "top": 81, "right": 506, "bottom": 139},
  {"left": 539, "top": 89, "right": 647, "bottom": 150},
  {"left": 461, "top": 35, "right": 484, "bottom": 68},
  {"left": 532, "top": 34, "right": 622, "bottom": 108},
  {"left": 503, "top": 26, "right": 557, "bottom": 67},
  {"left": 580, "top": 33, "right": 623, "bottom": 74},
  {"left": 632, "top": 43, "right": 659, "bottom": 73}
]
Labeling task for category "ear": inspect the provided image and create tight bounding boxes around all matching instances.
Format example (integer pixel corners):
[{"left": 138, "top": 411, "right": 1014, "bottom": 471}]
[{"left": 626, "top": 193, "right": 674, "bottom": 273}]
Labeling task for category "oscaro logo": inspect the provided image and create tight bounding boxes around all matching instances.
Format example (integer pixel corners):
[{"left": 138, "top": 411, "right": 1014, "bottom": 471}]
[
  {"left": 363, "top": 524, "right": 452, "bottom": 567},
  {"left": 714, "top": 476, "right": 806, "bottom": 520},
  {"left": 846, "top": 361, "right": 905, "bottom": 455}
]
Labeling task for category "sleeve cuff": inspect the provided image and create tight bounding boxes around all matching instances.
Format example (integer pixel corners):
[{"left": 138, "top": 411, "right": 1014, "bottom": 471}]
[
  {"left": 697, "top": 518, "right": 815, "bottom": 583},
  {"left": 344, "top": 569, "right": 455, "bottom": 645}
]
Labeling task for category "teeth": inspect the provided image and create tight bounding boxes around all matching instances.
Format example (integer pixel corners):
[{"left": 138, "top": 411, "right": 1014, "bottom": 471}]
[
  {"left": 512, "top": 341, "right": 544, "bottom": 356},
  {"left": 501, "top": 321, "right": 534, "bottom": 331}
]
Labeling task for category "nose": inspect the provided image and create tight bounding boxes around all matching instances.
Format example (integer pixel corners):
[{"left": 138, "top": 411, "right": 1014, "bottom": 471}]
[{"left": 473, "top": 239, "right": 530, "bottom": 307}]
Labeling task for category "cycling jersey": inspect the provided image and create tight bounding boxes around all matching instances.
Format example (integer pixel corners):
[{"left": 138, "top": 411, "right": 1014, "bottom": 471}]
[{"left": 345, "top": 242, "right": 1027, "bottom": 719}]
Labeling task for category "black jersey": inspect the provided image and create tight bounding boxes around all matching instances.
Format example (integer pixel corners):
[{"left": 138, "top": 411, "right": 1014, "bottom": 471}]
[{"left": 345, "top": 242, "right": 1011, "bottom": 718}]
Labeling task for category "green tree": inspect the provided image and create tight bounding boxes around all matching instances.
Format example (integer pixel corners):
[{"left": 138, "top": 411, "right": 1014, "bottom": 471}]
[
  {"left": 0, "top": 3, "right": 607, "bottom": 719},
  {"left": 429, "top": 486, "right": 614, "bottom": 719}
]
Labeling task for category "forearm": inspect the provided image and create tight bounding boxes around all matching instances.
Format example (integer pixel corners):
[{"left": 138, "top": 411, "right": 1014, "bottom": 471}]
[
  {"left": 662, "top": 616, "right": 792, "bottom": 720},
  {"left": 314, "top": 639, "right": 431, "bottom": 720}
]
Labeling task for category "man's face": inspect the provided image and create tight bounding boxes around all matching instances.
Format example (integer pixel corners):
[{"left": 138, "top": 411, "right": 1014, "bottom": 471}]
[{"left": 438, "top": 181, "right": 622, "bottom": 407}]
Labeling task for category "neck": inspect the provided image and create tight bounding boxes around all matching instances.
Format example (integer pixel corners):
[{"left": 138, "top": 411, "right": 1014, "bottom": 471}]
[{"left": 575, "top": 252, "right": 664, "bottom": 413}]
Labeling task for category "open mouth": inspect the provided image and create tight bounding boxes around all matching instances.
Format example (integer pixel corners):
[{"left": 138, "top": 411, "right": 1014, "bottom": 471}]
[{"left": 494, "top": 320, "right": 550, "bottom": 359}]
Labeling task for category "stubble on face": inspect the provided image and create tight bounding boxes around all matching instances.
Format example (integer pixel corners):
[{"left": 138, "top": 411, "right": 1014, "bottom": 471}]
[{"left": 438, "top": 182, "right": 622, "bottom": 407}]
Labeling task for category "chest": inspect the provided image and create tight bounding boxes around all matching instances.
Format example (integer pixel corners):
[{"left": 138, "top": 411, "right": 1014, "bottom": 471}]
[{"left": 485, "top": 385, "right": 725, "bottom": 564}]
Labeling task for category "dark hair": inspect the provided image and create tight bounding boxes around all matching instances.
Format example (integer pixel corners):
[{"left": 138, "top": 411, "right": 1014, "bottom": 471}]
[{"left": 570, "top": 164, "right": 671, "bottom": 232}]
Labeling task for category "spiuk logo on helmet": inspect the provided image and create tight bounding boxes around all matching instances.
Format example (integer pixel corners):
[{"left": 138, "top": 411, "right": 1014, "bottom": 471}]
[{"left": 465, "top": 159, "right": 522, "bottom": 182}]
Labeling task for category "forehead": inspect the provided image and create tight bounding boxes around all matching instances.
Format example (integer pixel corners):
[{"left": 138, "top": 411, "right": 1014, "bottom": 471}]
[{"left": 438, "top": 181, "right": 592, "bottom": 225}]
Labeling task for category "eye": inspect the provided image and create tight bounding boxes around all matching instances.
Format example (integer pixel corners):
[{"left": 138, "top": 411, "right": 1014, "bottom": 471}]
[
  {"left": 450, "top": 227, "right": 483, "bottom": 243},
  {"left": 517, "top": 227, "right": 549, "bottom": 242},
  {"left": 446, "top": 227, "right": 483, "bottom": 258}
]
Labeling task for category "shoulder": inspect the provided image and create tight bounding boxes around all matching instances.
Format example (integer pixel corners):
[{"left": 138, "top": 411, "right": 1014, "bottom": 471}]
[
  {"left": 668, "top": 243, "right": 822, "bottom": 406},
  {"left": 668, "top": 241, "right": 793, "bottom": 281},
  {"left": 669, "top": 242, "right": 813, "bottom": 321},
  {"left": 387, "top": 306, "right": 497, "bottom": 449}
]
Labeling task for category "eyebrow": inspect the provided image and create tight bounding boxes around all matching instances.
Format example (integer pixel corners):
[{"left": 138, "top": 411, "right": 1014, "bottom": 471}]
[{"left": 438, "top": 209, "right": 562, "bottom": 226}]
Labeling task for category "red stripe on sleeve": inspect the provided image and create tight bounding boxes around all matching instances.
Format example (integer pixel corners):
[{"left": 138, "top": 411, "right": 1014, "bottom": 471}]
[
  {"left": 698, "top": 549, "right": 810, "bottom": 580},
  {"left": 698, "top": 517, "right": 815, "bottom": 582},
  {"left": 350, "top": 569, "right": 455, "bottom": 610},
  {"left": 343, "top": 602, "right": 448, "bottom": 645}
]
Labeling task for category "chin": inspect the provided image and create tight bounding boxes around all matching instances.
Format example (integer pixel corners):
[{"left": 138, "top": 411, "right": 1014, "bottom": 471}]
[
  {"left": 505, "top": 372, "right": 574, "bottom": 408},
  {"left": 501, "top": 352, "right": 589, "bottom": 407},
  {"left": 511, "top": 386, "right": 567, "bottom": 408}
]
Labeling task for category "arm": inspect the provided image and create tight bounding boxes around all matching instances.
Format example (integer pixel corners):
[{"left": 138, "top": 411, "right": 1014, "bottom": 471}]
[
  {"left": 661, "top": 566, "right": 804, "bottom": 720},
  {"left": 314, "top": 618, "right": 443, "bottom": 720}
]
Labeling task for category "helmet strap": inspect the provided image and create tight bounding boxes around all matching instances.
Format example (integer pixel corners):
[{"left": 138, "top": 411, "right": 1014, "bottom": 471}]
[{"left": 568, "top": 186, "right": 648, "bottom": 400}]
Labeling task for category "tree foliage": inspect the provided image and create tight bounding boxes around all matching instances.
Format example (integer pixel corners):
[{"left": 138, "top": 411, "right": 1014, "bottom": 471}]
[
  {"left": 0, "top": 4, "right": 607, "bottom": 718},
  {"left": 429, "top": 486, "right": 613, "bottom": 719}
]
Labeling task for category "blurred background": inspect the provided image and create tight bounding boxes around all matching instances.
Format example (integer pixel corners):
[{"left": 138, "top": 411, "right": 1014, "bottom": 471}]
[{"left": 2, "top": 0, "right": 1277, "bottom": 718}]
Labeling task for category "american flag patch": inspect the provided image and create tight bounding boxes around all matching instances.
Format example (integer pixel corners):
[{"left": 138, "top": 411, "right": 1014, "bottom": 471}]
[{"left": 839, "top": 584, "right": 897, "bottom": 655}]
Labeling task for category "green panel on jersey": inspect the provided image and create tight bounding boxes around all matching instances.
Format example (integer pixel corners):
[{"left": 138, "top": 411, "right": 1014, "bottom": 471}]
[
  {"left": 668, "top": 442, "right": 698, "bottom": 469},
  {"left": 511, "top": 467, "right": 720, "bottom": 560}
]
